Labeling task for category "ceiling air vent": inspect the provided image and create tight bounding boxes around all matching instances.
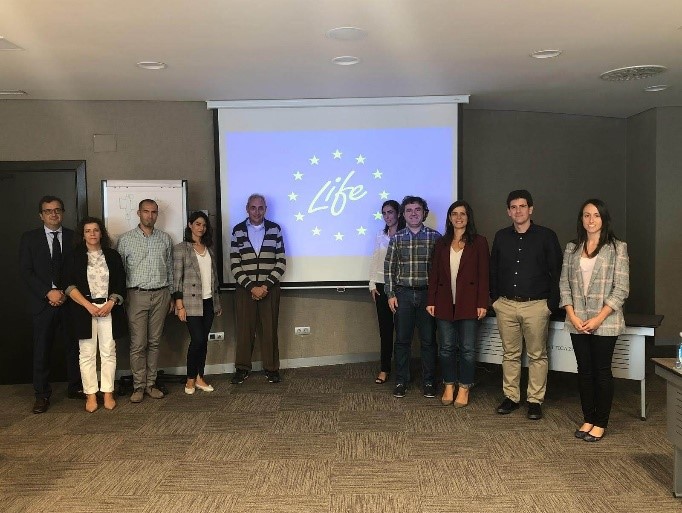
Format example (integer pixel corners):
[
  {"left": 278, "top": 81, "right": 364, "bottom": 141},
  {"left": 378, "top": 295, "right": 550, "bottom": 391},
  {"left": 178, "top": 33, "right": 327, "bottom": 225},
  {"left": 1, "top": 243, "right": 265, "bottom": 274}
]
[{"left": 600, "top": 65, "right": 667, "bottom": 81}]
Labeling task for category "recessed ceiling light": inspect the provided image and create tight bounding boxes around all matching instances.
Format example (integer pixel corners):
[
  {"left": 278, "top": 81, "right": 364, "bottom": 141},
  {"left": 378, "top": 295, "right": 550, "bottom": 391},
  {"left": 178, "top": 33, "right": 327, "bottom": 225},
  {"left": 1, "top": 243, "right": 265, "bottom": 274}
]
[
  {"left": 530, "top": 49, "right": 562, "bottom": 59},
  {"left": 332, "top": 56, "right": 360, "bottom": 66},
  {"left": 326, "top": 27, "right": 368, "bottom": 41},
  {"left": 0, "top": 90, "right": 27, "bottom": 95},
  {"left": 644, "top": 84, "right": 670, "bottom": 92},
  {"left": 0, "top": 37, "right": 24, "bottom": 50},
  {"left": 600, "top": 65, "right": 667, "bottom": 81},
  {"left": 136, "top": 61, "right": 167, "bottom": 70}
]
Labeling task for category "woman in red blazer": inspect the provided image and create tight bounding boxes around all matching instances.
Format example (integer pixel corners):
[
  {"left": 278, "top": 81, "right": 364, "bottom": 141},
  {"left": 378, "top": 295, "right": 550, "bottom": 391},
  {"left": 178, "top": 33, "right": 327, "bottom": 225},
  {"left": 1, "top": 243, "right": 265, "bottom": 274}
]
[{"left": 427, "top": 201, "right": 489, "bottom": 407}]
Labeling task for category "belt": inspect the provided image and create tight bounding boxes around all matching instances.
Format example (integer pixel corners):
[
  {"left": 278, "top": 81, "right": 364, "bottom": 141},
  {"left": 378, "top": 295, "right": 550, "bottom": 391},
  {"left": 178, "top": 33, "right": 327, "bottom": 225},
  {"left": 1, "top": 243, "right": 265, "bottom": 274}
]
[
  {"left": 90, "top": 297, "right": 108, "bottom": 304},
  {"left": 399, "top": 285, "right": 428, "bottom": 291},
  {"left": 128, "top": 286, "right": 166, "bottom": 292},
  {"left": 503, "top": 296, "right": 542, "bottom": 302}
]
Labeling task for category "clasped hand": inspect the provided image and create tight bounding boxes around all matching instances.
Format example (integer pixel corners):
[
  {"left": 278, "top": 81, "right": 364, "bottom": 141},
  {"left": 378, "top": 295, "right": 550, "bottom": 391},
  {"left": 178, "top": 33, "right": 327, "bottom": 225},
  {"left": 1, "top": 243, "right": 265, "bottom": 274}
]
[
  {"left": 570, "top": 314, "right": 602, "bottom": 334},
  {"left": 251, "top": 285, "right": 268, "bottom": 301},
  {"left": 87, "top": 301, "right": 113, "bottom": 317},
  {"left": 47, "top": 289, "right": 66, "bottom": 307}
]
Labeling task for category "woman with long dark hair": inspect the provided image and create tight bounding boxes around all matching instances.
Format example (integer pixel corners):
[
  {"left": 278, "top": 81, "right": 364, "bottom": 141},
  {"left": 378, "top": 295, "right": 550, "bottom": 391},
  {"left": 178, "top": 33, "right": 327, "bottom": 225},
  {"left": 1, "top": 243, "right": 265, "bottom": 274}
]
[
  {"left": 173, "top": 211, "right": 222, "bottom": 394},
  {"left": 63, "top": 217, "right": 127, "bottom": 412},
  {"left": 369, "top": 199, "right": 405, "bottom": 384},
  {"left": 427, "top": 201, "right": 489, "bottom": 407},
  {"left": 560, "top": 199, "right": 629, "bottom": 442}
]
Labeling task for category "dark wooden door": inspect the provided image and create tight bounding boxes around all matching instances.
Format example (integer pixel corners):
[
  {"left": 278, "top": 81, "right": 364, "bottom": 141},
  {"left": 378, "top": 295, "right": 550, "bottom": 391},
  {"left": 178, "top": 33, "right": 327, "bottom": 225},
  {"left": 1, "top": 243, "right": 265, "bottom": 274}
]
[{"left": 0, "top": 161, "right": 86, "bottom": 384}]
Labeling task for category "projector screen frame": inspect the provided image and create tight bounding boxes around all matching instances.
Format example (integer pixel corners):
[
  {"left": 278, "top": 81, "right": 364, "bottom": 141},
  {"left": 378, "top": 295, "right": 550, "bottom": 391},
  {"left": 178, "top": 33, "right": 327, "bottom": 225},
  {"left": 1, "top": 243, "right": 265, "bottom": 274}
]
[{"left": 210, "top": 96, "right": 467, "bottom": 290}]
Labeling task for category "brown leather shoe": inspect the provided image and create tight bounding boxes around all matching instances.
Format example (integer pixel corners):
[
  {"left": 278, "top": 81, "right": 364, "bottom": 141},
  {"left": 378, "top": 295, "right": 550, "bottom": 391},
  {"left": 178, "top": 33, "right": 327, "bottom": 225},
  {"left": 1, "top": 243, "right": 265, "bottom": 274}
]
[
  {"left": 454, "top": 387, "right": 470, "bottom": 408},
  {"left": 32, "top": 397, "right": 50, "bottom": 414},
  {"left": 85, "top": 394, "right": 98, "bottom": 413},
  {"left": 103, "top": 392, "right": 117, "bottom": 410},
  {"left": 145, "top": 386, "right": 164, "bottom": 399},
  {"left": 441, "top": 384, "right": 455, "bottom": 405}
]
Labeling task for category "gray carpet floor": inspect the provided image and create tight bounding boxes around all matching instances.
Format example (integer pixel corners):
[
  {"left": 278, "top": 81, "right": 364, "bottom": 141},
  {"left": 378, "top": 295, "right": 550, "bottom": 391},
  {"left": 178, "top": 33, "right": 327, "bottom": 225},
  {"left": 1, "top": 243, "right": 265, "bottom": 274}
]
[{"left": 0, "top": 361, "right": 678, "bottom": 513}]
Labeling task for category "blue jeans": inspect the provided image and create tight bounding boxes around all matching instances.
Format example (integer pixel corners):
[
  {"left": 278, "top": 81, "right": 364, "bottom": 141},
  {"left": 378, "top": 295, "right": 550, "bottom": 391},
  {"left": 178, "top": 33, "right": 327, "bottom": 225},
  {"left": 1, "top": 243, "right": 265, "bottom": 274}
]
[
  {"left": 437, "top": 318, "right": 478, "bottom": 387},
  {"left": 394, "top": 287, "right": 436, "bottom": 386}
]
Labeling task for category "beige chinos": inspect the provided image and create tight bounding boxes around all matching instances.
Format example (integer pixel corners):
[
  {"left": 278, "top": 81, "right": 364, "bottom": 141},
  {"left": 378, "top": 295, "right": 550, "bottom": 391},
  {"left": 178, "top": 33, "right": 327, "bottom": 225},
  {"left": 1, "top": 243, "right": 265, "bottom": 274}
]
[
  {"left": 493, "top": 297, "right": 550, "bottom": 404},
  {"left": 127, "top": 288, "right": 171, "bottom": 390}
]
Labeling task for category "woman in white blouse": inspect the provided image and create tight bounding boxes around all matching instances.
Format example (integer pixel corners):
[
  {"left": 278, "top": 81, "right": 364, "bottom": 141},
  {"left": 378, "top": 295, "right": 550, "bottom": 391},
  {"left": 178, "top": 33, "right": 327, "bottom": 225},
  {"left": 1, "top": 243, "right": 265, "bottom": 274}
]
[
  {"left": 559, "top": 199, "right": 629, "bottom": 442},
  {"left": 63, "top": 217, "right": 127, "bottom": 412},
  {"left": 173, "top": 212, "right": 222, "bottom": 395},
  {"left": 369, "top": 200, "right": 405, "bottom": 384}
]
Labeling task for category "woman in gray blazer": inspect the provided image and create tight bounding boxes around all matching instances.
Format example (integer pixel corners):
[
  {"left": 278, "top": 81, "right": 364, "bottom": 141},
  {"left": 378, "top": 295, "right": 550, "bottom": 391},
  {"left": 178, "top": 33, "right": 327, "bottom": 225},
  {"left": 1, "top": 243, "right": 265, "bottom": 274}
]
[
  {"left": 559, "top": 199, "right": 629, "bottom": 442},
  {"left": 173, "top": 211, "right": 222, "bottom": 395}
]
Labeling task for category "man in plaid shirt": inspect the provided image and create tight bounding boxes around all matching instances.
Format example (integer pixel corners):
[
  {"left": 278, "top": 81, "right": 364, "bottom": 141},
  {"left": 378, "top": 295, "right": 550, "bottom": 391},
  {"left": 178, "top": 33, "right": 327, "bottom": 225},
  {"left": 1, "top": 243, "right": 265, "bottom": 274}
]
[
  {"left": 384, "top": 196, "right": 441, "bottom": 399},
  {"left": 117, "top": 199, "right": 174, "bottom": 403}
]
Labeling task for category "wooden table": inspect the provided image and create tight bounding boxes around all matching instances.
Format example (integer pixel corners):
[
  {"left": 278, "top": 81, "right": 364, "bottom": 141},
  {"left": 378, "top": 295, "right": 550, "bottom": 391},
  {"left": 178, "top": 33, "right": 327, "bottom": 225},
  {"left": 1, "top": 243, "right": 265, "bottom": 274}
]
[{"left": 652, "top": 358, "right": 682, "bottom": 498}]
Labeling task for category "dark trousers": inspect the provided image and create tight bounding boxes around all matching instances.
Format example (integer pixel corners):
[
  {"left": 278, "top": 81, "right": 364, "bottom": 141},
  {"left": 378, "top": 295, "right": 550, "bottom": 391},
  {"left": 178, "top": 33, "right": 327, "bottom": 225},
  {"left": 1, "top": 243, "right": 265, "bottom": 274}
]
[
  {"left": 374, "top": 283, "right": 394, "bottom": 373},
  {"left": 394, "top": 287, "right": 436, "bottom": 386},
  {"left": 32, "top": 305, "right": 81, "bottom": 399},
  {"left": 186, "top": 298, "right": 215, "bottom": 379},
  {"left": 235, "top": 285, "right": 281, "bottom": 372},
  {"left": 570, "top": 333, "right": 618, "bottom": 428}
]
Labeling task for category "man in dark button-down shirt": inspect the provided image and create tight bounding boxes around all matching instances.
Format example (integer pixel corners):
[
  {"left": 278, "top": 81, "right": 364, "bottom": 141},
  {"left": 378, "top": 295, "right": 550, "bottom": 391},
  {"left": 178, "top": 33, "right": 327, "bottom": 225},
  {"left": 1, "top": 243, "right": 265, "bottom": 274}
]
[{"left": 490, "top": 190, "right": 562, "bottom": 420}]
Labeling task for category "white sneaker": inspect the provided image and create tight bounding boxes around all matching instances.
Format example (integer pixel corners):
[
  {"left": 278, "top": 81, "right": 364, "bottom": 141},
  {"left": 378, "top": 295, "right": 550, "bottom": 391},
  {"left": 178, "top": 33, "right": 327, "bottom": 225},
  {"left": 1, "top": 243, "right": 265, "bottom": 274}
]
[{"left": 184, "top": 386, "right": 195, "bottom": 395}]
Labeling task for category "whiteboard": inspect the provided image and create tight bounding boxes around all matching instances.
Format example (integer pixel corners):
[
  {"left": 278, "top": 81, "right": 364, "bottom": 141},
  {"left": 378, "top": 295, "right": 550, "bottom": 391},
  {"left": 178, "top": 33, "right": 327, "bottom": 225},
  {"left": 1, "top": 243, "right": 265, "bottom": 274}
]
[{"left": 102, "top": 180, "right": 188, "bottom": 245}]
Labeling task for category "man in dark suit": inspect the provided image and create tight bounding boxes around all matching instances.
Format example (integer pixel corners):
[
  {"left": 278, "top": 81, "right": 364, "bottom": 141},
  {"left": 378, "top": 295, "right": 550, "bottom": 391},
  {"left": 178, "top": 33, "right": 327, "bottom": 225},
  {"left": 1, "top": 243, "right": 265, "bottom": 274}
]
[{"left": 19, "top": 196, "right": 82, "bottom": 413}]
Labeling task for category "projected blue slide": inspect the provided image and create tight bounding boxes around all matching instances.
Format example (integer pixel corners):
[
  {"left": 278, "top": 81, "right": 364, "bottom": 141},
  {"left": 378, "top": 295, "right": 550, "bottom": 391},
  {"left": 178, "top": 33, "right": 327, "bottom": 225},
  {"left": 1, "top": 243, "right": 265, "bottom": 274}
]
[{"left": 223, "top": 126, "right": 454, "bottom": 264}]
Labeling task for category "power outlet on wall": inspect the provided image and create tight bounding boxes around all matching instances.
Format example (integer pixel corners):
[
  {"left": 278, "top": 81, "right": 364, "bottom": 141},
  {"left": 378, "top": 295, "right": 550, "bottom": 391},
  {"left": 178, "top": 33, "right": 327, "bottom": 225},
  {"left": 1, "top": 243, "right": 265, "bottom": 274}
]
[
  {"left": 208, "top": 332, "right": 225, "bottom": 341},
  {"left": 294, "top": 326, "right": 311, "bottom": 336}
]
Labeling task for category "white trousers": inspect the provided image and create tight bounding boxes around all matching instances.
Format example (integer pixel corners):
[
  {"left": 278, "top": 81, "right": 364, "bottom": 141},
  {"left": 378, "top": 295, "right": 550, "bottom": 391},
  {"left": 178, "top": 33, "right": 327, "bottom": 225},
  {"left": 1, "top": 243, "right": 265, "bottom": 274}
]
[{"left": 79, "top": 311, "right": 116, "bottom": 394}]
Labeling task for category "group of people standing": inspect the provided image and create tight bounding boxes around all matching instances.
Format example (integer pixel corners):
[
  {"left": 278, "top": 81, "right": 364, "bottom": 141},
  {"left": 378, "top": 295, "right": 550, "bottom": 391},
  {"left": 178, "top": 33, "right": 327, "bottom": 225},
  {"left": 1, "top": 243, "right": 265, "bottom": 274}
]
[
  {"left": 370, "top": 190, "right": 629, "bottom": 441},
  {"left": 20, "top": 193, "right": 285, "bottom": 413},
  {"left": 22, "top": 189, "right": 628, "bottom": 442}
]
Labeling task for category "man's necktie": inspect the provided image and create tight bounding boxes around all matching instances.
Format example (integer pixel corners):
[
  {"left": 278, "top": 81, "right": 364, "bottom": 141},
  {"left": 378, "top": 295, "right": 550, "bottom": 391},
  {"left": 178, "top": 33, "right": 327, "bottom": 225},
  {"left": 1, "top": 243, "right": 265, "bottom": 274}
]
[{"left": 51, "top": 231, "right": 62, "bottom": 284}]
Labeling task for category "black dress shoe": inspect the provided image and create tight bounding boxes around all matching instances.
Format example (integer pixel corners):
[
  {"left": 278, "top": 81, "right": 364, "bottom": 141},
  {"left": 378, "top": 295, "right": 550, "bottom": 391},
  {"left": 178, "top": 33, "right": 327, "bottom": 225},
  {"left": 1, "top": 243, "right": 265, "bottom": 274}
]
[
  {"left": 393, "top": 383, "right": 407, "bottom": 398},
  {"left": 67, "top": 389, "right": 86, "bottom": 400},
  {"left": 496, "top": 397, "right": 520, "bottom": 415},
  {"left": 583, "top": 430, "right": 605, "bottom": 442},
  {"left": 527, "top": 402, "right": 543, "bottom": 420},
  {"left": 574, "top": 429, "right": 589, "bottom": 439},
  {"left": 32, "top": 397, "right": 50, "bottom": 414},
  {"left": 230, "top": 369, "right": 249, "bottom": 385},
  {"left": 265, "top": 370, "right": 281, "bottom": 383}
]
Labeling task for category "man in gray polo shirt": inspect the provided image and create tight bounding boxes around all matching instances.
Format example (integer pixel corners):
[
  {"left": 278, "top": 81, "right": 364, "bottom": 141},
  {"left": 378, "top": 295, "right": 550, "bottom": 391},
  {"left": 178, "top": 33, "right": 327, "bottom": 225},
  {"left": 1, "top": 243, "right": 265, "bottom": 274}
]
[{"left": 117, "top": 199, "right": 174, "bottom": 403}]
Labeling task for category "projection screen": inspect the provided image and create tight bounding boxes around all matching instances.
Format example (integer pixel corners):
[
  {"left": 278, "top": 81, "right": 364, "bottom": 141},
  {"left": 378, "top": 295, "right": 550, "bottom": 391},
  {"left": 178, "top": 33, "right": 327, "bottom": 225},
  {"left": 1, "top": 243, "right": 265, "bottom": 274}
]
[{"left": 209, "top": 96, "right": 467, "bottom": 288}]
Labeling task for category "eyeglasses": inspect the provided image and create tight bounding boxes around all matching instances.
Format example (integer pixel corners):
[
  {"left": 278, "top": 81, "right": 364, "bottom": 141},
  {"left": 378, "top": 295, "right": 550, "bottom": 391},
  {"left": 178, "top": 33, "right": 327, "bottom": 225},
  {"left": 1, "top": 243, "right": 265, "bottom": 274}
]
[{"left": 41, "top": 208, "right": 64, "bottom": 215}]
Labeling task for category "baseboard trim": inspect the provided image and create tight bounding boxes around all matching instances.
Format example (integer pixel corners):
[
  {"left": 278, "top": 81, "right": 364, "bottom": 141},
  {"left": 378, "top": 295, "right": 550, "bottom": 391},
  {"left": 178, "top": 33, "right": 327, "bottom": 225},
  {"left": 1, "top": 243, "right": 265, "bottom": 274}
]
[{"left": 115, "top": 352, "right": 380, "bottom": 379}]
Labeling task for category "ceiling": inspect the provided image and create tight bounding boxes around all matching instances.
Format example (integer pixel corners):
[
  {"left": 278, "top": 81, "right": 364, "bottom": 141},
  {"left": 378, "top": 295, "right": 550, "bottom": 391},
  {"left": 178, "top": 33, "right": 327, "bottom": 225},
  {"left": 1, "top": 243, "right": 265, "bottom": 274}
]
[{"left": 1, "top": 0, "right": 681, "bottom": 118}]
